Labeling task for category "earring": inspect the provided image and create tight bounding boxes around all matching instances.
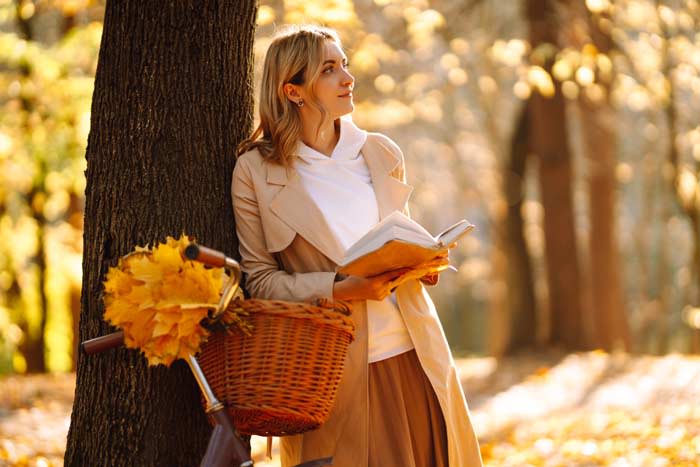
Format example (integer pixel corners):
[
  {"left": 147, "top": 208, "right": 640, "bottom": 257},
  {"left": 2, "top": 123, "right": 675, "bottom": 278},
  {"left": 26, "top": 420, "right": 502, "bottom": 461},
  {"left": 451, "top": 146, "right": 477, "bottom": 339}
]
[{"left": 297, "top": 99, "right": 304, "bottom": 107}]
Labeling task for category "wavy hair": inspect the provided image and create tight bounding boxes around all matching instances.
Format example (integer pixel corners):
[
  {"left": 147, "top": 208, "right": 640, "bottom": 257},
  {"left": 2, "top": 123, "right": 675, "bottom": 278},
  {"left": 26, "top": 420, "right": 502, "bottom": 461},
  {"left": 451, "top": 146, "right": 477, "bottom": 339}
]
[{"left": 237, "top": 25, "right": 341, "bottom": 166}]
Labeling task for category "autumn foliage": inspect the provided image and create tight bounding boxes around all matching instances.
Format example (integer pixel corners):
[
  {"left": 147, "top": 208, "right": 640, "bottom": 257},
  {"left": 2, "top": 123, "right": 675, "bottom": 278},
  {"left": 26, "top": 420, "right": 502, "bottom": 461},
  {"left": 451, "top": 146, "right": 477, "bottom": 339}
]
[{"left": 102, "top": 235, "right": 224, "bottom": 366}]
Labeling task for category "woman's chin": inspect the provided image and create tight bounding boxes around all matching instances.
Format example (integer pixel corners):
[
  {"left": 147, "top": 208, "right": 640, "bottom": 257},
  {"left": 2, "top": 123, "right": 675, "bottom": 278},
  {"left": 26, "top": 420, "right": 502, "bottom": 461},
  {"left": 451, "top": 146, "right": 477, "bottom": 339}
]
[{"left": 337, "top": 102, "right": 354, "bottom": 117}]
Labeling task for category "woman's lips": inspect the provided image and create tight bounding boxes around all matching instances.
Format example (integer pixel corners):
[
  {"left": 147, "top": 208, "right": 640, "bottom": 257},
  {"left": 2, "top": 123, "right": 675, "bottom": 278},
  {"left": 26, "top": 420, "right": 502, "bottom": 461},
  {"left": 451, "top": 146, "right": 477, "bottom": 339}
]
[{"left": 339, "top": 92, "right": 353, "bottom": 98}]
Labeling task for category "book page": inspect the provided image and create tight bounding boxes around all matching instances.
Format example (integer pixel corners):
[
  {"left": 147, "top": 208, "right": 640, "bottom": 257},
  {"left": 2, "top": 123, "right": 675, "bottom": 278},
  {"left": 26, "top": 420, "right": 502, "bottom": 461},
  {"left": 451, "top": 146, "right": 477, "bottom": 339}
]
[
  {"left": 342, "top": 225, "right": 432, "bottom": 265},
  {"left": 437, "top": 220, "right": 475, "bottom": 247},
  {"left": 342, "top": 211, "right": 436, "bottom": 264}
]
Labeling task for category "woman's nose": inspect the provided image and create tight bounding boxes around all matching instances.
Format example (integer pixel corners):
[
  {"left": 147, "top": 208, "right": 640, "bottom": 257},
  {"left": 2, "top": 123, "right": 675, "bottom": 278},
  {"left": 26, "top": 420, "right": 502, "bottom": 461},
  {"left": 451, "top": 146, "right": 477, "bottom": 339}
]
[{"left": 341, "top": 68, "right": 354, "bottom": 86}]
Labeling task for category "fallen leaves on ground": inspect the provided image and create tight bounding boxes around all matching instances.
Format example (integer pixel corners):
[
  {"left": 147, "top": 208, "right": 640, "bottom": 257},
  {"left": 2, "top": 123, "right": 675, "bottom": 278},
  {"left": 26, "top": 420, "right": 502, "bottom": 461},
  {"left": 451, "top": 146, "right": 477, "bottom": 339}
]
[
  {"left": 2, "top": 351, "right": 700, "bottom": 466},
  {"left": 0, "top": 374, "right": 74, "bottom": 466},
  {"left": 457, "top": 351, "right": 700, "bottom": 467}
]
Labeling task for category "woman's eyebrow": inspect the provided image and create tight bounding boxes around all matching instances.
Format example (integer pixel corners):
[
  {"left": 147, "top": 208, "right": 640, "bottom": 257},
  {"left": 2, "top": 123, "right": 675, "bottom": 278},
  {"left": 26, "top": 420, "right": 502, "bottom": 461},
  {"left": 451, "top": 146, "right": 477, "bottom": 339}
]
[{"left": 322, "top": 57, "right": 348, "bottom": 65}]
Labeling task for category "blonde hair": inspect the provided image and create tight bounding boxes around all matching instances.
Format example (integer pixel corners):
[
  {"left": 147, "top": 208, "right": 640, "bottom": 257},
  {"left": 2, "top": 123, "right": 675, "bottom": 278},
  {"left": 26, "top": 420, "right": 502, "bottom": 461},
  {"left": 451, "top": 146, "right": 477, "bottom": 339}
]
[{"left": 237, "top": 25, "right": 342, "bottom": 166}]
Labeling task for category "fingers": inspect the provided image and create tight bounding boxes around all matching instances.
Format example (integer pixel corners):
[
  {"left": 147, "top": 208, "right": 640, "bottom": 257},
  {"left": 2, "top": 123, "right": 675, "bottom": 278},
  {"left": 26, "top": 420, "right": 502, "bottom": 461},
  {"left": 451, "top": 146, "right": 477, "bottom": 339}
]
[
  {"left": 420, "top": 272, "right": 439, "bottom": 286},
  {"left": 364, "top": 269, "right": 410, "bottom": 300},
  {"left": 434, "top": 248, "right": 450, "bottom": 259},
  {"left": 371, "top": 267, "right": 411, "bottom": 281},
  {"left": 337, "top": 274, "right": 403, "bottom": 301}
]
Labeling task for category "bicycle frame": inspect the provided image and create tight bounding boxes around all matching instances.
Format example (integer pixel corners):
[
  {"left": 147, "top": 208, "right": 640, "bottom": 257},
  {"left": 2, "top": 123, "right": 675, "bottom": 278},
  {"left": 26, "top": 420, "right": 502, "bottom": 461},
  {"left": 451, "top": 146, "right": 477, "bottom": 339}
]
[{"left": 81, "top": 243, "right": 333, "bottom": 467}]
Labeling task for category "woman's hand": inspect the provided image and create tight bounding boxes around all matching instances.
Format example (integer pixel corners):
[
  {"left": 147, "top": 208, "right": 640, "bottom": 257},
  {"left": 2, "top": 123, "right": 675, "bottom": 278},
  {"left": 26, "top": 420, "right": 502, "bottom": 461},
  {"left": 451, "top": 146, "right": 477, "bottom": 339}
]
[
  {"left": 419, "top": 245, "right": 454, "bottom": 286},
  {"left": 333, "top": 268, "right": 411, "bottom": 301}
]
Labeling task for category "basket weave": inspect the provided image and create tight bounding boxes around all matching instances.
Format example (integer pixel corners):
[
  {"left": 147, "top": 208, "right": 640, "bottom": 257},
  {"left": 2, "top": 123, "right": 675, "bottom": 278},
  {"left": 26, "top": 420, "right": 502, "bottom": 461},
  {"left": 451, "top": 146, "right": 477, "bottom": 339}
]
[{"left": 197, "top": 298, "right": 355, "bottom": 436}]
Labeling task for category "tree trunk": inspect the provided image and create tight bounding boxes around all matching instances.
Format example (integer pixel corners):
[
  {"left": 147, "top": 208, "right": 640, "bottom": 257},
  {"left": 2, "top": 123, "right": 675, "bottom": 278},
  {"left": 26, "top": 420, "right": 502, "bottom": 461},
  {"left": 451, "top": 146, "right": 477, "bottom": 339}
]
[
  {"left": 580, "top": 104, "right": 629, "bottom": 350},
  {"left": 654, "top": 0, "right": 700, "bottom": 351},
  {"left": 527, "top": 0, "right": 586, "bottom": 350},
  {"left": 486, "top": 107, "right": 538, "bottom": 356},
  {"left": 19, "top": 193, "right": 48, "bottom": 372},
  {"left": 64, "top": 1, "right": 257, "bottom": 465},
  {"left": 578, "top": 3, "right": 630, "bottom": 351},
  {"left": 505, "top": 103, "right": 538, "bottom": 352},
  {"left": 14, "top": 6, "right": 48, "bottom": 372}
]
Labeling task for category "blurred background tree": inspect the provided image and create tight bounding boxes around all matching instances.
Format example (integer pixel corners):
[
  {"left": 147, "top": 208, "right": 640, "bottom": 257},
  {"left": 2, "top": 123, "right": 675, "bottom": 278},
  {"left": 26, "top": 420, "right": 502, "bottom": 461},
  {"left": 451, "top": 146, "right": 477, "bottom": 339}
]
[
  {"left": 0, "top": 0, "right": 103, "bottom": 373},
  {"left": 1, "top": 0, "right": 700, "bottom": 374}
]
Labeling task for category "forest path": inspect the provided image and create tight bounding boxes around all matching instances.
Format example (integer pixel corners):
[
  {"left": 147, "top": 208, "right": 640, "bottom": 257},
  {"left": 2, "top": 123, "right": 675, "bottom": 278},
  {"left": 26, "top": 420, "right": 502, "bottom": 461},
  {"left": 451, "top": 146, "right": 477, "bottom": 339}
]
[{"left": 2, "top": 351, "right": 699, "bottom": 466}]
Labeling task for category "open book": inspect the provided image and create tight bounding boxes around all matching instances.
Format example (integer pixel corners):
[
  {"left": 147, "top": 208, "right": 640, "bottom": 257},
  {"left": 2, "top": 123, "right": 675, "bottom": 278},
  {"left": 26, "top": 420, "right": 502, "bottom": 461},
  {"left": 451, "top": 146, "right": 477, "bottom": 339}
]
[{"left": 337, "top": 211, "right": 475, "bottom": 278}]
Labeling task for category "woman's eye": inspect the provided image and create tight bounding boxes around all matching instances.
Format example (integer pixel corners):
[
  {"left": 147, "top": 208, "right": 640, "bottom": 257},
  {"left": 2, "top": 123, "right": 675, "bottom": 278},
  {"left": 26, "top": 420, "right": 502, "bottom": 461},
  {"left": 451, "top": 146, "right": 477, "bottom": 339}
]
[{"left": 322, "top": 62, "right": 349, "bottom": 74}]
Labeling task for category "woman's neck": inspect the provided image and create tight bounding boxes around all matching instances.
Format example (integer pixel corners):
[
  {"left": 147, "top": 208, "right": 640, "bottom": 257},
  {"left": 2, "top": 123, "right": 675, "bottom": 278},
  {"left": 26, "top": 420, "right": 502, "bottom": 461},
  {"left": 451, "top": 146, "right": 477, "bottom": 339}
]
[{"left": 300, "top": 117, "right": 340, "bottom": 157}]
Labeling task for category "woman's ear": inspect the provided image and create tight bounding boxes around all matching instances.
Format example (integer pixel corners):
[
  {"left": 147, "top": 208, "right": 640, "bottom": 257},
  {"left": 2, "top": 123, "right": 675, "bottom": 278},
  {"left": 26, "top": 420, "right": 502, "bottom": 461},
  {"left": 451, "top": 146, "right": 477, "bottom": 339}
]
[{"left": 283, "top": 83, "right": 302, "bottom": 105}]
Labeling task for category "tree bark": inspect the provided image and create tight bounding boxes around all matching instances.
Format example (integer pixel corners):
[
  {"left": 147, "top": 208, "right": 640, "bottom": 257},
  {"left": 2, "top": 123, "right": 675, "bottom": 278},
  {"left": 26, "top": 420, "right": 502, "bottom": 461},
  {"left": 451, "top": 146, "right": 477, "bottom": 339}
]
[
  {"left": 527, "top": 0, "right": 586, "bottom": 349},
  {"left": 64, "top": 1, "right": 257, "bottom": 465}
]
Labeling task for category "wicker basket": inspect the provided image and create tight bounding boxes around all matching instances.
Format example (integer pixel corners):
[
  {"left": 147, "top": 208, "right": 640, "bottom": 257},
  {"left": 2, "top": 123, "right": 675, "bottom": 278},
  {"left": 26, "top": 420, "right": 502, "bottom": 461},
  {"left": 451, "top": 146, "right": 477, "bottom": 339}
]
[{"left": 197, "top": 298, "right": 355, "bottom": 436}]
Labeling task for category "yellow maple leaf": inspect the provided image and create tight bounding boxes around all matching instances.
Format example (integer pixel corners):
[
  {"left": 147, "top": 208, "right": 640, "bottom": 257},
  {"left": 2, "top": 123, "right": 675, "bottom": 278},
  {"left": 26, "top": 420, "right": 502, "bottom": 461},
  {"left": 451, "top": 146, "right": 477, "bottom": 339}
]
[
  {"left": 177, "top": 314, "right": 204, "bottom": 338},
  {"left": 103, "top": 297, "right": 134, "bottom": 326},
  {"left": 146, "top": 335, "right": 180, "bottom": 366},
  {"left": 129, "top": 308, "right": 157, "bottom": 347},
  {"left": 152, "top": 321, "right": 176, "bottom": 339},
  {"left": 104, "top": 268, "right": 139, "bottom": 296},
  {"left": 151, "top": 240, "right": 184, "bottom": 272},
  {"left": 129, "top": 254, "right": 166, "bottom": 284}
]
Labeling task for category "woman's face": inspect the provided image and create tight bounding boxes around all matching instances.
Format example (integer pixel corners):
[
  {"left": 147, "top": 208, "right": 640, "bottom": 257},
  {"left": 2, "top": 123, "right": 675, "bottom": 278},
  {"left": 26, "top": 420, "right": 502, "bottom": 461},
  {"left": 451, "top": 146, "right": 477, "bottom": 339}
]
[
  {"left": 312, "top": 40, "right": 355, "bottom": 119},
  {"left": 286, "top": 40, "right": 355, "bottom": 121}
]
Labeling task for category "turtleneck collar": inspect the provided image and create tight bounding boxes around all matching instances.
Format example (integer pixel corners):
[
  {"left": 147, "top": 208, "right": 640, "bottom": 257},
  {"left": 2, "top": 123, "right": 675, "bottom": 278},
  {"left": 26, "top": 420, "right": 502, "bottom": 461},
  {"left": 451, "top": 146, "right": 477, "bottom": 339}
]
[{"left": 296, "top": 115, "right": 368, "bottom": 163}]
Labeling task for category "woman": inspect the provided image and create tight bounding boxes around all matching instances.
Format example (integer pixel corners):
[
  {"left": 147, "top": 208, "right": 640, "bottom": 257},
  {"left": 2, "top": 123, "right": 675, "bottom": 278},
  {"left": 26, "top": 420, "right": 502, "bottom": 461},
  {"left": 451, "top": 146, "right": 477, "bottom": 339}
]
[{"left": 232, "top": 25, "right": 482, "bottom": 467}]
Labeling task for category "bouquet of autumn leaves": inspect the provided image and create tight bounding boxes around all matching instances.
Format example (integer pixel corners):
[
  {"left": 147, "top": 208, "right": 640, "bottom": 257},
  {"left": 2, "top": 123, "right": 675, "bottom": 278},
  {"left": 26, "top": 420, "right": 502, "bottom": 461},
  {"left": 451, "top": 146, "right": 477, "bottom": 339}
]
[{"left": 102, "top": 235, "right": 247, "bottom": 367}]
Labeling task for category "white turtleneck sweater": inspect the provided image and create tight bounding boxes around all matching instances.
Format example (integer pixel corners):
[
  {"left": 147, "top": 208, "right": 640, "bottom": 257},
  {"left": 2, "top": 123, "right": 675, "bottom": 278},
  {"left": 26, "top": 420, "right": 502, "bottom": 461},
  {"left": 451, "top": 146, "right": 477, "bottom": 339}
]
[{"left": 294, "top": 116, "right": 414, "bottom": 363}]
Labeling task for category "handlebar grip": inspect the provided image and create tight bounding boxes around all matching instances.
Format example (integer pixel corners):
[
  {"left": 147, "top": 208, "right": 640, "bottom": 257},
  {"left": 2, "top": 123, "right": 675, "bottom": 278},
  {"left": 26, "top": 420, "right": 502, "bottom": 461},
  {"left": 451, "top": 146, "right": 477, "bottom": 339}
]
[
  {"left": 184, "top": 244, "right": 227, "bottom": 268},
  {"left": 81, "top": 331, "right": 125, "bottom": 354}
]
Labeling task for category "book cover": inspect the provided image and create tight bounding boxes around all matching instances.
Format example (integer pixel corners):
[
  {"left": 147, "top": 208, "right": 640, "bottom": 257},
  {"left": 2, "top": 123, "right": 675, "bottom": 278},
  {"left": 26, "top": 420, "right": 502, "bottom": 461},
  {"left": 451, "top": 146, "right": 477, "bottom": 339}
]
[{"left": 337, "top": 212, "right": 474, "bottom": 278}]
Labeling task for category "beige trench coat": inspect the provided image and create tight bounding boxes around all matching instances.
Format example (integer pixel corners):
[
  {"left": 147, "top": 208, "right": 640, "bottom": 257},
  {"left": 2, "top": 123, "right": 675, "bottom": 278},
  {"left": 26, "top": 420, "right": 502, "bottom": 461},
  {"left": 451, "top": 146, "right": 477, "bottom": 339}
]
[{"left": 231, "top": 132, "right": 483, "bottom": 467}]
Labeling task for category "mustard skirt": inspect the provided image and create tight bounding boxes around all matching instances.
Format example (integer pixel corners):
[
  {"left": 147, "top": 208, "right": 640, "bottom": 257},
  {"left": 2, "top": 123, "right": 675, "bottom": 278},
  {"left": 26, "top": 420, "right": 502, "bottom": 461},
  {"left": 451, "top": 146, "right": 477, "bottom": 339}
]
[{"left": 368, "top": 349, "right": 449, "bottom": 467}]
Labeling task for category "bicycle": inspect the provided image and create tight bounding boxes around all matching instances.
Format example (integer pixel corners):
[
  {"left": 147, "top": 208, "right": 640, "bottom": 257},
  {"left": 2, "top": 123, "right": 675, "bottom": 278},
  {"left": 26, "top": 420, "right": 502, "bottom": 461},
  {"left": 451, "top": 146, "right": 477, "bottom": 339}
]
[{"left": 81, "top": 243, "right": 334, "bottom": 467}]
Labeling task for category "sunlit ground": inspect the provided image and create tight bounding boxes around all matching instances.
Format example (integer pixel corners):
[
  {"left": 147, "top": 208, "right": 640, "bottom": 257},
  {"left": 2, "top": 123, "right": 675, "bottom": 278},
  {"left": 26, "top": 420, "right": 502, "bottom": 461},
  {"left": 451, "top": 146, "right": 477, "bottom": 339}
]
[{"left": 2, "top": 351, "right": 700, "bottom": 466}]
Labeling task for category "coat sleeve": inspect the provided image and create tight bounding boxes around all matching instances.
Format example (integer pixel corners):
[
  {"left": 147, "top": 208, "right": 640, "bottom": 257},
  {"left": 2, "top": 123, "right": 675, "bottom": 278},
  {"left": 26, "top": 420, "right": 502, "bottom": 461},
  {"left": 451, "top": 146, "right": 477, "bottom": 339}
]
[
  {"left": 387, "top": 137, "right": 440, "bottom": 287},
  {"left": 232, "top": 158, "right": 336, "bottom": 301}
]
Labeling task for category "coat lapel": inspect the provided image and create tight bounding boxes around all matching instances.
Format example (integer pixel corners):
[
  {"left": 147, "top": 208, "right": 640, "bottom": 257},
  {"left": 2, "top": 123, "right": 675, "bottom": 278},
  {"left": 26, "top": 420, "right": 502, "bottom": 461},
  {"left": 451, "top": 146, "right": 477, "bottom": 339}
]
[
  {"left": 266, "top": 134, "right": 413, "bottom": 266},
  {"left": 361, "top": 135, "right": 413, "bottom": 219},
  {"left": 267, "top": 163, "right": 346, "bottom": 265}
]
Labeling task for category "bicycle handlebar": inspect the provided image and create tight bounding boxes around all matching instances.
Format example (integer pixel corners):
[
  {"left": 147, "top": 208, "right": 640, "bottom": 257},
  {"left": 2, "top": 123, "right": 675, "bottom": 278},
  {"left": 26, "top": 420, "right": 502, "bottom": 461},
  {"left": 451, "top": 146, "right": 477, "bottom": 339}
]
[
  {"left": 82, "top": 243, "right": 240, "bottom": 355},
  {"left": 81, "top": 331, "right": 125, "bottom": 354},
  {"left": 184, "top": 244, "right": 240, "bottom": 271},
  {"left": 80, "top": 242, "right": 257, "bottom": 467},
  {"left": 184, "top": 243, "right": 242, "bottom": 320}
]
